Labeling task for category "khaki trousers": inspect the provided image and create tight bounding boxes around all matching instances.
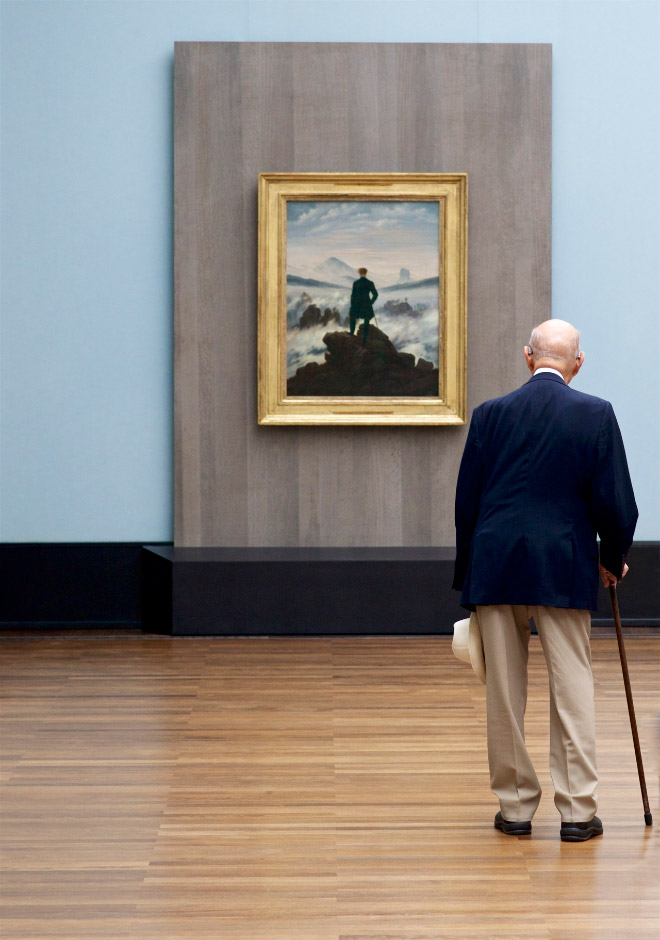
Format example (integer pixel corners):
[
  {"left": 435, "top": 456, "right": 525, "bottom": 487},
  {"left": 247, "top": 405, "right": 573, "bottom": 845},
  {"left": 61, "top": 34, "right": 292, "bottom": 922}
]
[{"left": 476, "top": 604, "right": 598, "bottom": 823}]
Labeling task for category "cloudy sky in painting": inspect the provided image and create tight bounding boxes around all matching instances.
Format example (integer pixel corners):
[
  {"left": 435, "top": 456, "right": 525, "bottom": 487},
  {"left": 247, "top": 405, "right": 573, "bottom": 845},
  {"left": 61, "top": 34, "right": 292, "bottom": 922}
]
[{"left": 286, "top": 200, "right": 439, "bottom": 288}]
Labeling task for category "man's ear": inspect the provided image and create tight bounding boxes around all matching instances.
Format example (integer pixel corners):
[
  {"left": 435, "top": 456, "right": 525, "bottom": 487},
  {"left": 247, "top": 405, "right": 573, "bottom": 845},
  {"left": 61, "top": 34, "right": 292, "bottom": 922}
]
[
  {"left": 570, "top": 351, "right": 585, "bottom": 380},
  {"left": 524, "top": 346, "right": 534, "bottom": 373}
]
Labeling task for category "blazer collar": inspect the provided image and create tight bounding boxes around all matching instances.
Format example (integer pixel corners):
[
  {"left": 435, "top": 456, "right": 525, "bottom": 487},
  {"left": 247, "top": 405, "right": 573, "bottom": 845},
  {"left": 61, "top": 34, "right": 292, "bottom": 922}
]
[{"left": 527, "top": 371, "right": 567, "bottom": 386}]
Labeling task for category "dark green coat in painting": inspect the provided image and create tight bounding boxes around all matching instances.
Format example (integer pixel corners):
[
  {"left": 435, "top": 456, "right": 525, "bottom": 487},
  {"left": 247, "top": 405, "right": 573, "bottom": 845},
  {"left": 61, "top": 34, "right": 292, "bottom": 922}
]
[
  {"left": 349, "top": 276, "right": 378, "bottom": 344},
  {"left": 350, "top": 276, "right": 378, "bottom": 320}
]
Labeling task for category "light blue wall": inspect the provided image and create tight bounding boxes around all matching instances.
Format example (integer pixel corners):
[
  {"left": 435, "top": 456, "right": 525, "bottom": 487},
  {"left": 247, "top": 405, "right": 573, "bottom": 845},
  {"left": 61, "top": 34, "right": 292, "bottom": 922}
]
[{"left": 1, "top": 0, "right": 658, "bottom": 541}]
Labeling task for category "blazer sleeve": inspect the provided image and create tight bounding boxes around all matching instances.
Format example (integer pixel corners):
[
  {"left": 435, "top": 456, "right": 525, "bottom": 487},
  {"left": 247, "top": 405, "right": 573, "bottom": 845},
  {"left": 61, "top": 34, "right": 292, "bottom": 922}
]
[
  {"left": 369, "top": 281, "right": 378, "bottom": 303},
  {"left": 590, "top": 402, "right": 638, "bottom": 578},
  {"left": 453, "top": 407, "right": 484, "bottom": 591}
]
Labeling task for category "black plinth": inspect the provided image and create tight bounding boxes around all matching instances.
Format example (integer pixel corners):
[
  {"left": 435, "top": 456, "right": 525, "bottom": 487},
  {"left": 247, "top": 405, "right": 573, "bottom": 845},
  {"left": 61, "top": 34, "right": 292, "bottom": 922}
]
[{"left": 141, "top": 546, "right": 463, "bottom": 636}]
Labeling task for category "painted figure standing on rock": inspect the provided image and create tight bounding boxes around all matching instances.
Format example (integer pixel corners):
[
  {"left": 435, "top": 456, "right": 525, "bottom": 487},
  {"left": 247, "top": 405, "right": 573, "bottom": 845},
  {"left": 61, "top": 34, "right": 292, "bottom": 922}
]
[{"left": 349, "top": 268, "right": 378, "bottom": 345}]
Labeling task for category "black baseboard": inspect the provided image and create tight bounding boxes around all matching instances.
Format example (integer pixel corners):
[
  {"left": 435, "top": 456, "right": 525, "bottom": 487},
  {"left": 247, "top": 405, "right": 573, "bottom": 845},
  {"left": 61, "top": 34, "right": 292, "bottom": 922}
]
[
  {"left": 0, "top": 543, "right": 170, "bottom": 629},
  {"left": 1, "top": 541, "right": 658, "bottom": 634},
  {"left": 141, "top": 546, "right": 465, "bottom": 636},
  {"left": 142, "top": 542, "right": 660, "bottom": 636},
  {"left": 591, "top": 539, "right": 660, "bottom": 627}
]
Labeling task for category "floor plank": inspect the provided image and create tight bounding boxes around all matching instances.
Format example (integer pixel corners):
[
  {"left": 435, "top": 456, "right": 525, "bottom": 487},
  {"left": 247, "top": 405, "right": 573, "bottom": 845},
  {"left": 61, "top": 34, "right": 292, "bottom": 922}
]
[{"left": 0, "top": 634, "right": 658, "bottom": 939}]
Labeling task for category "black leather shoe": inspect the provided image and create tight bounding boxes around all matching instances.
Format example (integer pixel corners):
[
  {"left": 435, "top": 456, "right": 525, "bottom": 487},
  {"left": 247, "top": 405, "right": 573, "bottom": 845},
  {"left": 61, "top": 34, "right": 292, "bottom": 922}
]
[
  {"left": 560, "top": 816, "right": 603, "bottom": 842},
  {"left": 494, "top": 811, "right": 532, "bottom": 835}
]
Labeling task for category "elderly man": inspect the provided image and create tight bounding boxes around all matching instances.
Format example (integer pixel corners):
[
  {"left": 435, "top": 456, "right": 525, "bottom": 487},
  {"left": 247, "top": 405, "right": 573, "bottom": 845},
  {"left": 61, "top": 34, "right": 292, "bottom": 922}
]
[{"left": 453, "top": 319, "right": 637, "bottom": 842}]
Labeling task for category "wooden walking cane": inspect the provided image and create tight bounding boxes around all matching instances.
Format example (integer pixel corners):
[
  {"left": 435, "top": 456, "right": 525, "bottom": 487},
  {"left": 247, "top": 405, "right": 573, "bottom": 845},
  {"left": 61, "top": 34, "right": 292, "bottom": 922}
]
[{"left": 608, "top": 585, "right": 653, "bottom": 825}]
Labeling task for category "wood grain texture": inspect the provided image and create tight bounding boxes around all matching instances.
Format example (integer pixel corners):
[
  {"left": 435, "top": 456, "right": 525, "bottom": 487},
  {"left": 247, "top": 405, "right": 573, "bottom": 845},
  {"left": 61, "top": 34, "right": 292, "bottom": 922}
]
[
  {"left": 174, "top": 42, "right": 552, "bottom": 547},
  {"left": 1, "top": 633, "right": 657, "bottom": 939}
]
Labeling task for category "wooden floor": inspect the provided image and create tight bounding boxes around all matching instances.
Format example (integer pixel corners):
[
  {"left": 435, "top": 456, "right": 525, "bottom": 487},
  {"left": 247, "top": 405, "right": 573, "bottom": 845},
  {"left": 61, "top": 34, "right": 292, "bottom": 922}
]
[{"left": 1, "top": 633, "right": 658, "bottom": 940}]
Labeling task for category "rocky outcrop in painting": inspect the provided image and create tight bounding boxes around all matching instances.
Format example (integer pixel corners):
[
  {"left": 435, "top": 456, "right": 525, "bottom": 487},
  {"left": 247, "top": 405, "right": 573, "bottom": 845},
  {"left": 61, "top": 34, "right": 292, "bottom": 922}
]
[
  {"left": 298, "top": 304, "right": 342, "bottom": 330},
  {"left": 286, "top": 326, "right": 439, "bottom": 397}
]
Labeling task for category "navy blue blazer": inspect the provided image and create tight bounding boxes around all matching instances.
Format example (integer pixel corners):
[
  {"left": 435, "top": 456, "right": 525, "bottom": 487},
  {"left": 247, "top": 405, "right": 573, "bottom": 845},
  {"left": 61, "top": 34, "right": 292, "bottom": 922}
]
[{"left": 453, "top": 372, "right": 638, "bottom": 612}]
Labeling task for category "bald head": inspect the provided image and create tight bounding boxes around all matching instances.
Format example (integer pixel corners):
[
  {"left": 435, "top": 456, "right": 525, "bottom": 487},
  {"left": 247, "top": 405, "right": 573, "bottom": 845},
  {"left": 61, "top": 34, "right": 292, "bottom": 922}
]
[{"left": 525, "top": 319, "right": 584, "bottom": 383}]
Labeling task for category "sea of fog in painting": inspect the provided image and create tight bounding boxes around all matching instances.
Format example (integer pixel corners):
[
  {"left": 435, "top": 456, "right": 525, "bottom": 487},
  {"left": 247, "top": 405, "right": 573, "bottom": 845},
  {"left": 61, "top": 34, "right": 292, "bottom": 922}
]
[{"left": 286, "top": 201, "right": 440, "bottom": 381}]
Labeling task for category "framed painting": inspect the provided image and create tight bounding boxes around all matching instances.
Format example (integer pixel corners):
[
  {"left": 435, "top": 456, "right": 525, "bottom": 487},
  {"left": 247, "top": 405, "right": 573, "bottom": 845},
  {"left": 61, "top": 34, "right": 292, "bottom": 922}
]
[{"left": 258, "top": 172, "right": 467, "bottom": 425}]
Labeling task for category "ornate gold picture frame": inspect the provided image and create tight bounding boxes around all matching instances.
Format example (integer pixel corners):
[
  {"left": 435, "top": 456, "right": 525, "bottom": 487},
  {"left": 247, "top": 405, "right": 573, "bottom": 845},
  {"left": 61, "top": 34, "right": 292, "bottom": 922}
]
[{"left": 258, "top": 172, "right": 467, "bottom": 426}]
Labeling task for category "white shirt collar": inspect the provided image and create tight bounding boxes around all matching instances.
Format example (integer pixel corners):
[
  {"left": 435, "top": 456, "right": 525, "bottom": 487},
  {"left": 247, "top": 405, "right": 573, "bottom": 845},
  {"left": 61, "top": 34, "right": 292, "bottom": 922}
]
[{"left": 533, "top": 367, "right": 565, "bottom": 383}]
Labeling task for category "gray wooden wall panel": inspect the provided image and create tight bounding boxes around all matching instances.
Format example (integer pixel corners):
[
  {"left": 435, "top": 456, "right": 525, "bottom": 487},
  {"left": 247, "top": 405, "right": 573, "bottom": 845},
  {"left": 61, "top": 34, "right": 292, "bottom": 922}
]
[
  {"left": 240, "top": 47, "right": 301, "bottom": 546},
  {"left": 174, "top": 42, "right": 551, "bottom": 548}
]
